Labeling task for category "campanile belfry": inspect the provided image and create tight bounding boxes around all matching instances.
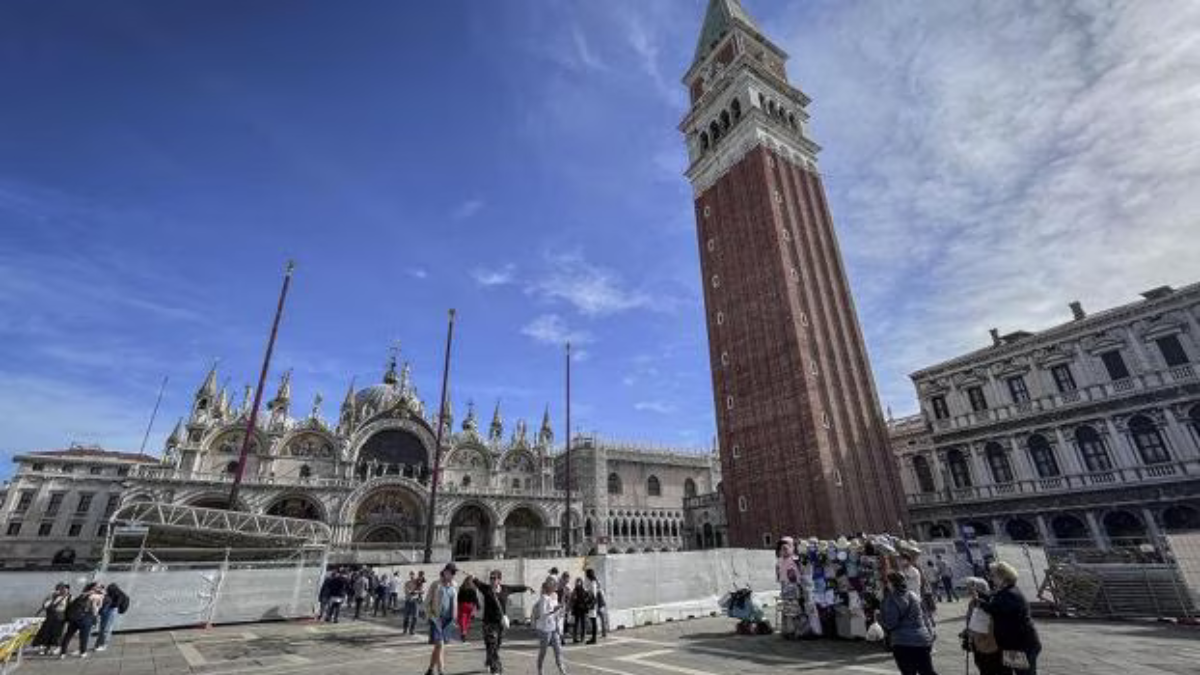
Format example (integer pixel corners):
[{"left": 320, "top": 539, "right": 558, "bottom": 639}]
[{"left": 681, "top": 0, "right": 906, "bottom": 543}]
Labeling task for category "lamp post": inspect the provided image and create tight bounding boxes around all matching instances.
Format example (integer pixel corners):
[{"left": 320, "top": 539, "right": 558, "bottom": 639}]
[
  {"left": 563, "top": 341, "right": 571, "bottom": 556},
  {"left": 423, "top": 309, "right": 457, "bottom": 564}
]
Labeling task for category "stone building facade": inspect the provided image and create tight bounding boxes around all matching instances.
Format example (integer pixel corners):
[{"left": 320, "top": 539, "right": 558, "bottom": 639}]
[
  {"left": 680, "top": 0, "right": 905, "bottom": 544},
  {"left": 2, "top": 355, "right": 719, "bottom": 566},
  {"left": 0, "top": 446, "right": 158, "bottom": 568},
  {"left": 896, "top": 284, "right": 1200, "bottom": 549}
]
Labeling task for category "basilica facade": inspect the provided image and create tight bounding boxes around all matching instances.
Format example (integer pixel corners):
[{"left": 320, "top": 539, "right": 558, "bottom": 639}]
[{"left": 94, "top": 355, "right": 719, "bottom": 564}]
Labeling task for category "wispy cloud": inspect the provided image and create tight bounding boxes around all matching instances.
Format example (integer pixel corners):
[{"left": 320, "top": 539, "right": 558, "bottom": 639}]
[
  {"left": 527, "top": 250, "right": 654, "bottom": 316},
  {"left": 634, "top": 400, "right": 676, "bottom": 415},
  {"left": 520, "top": 313, "right": 593, "bottom": 347},
  {"left": 570, "top": 25, "right": 606, "bottom": 72},
  {"left": 471, "top": 263, "right": 517, "bottom": 287},
  {"left": 775, "top": 0, "right": 1200, "bottom": 414},
  {"left": 451, "top": 198, "right": 485, "bottom": 221},
  {"left": 407, "top": 268, "right": 428, "bottom": 280}
]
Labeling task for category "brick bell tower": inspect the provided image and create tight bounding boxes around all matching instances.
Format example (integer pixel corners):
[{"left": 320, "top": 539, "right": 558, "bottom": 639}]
[{"left": 681, "top": 0, "right": 906, "bottom": 544}]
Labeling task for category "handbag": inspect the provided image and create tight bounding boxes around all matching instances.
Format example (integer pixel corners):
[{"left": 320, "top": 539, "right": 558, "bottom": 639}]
[
  {"left": 1003, "top": 650, "right": 1030, "bottom": 670},
  {"left": 967, "top": 607, "right": 991, "bottom": 634}
]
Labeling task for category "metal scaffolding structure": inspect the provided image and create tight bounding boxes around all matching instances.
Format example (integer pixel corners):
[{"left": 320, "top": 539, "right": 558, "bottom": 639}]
[{"left": 106, "top": 501, "right": 332, "bottom": 549}]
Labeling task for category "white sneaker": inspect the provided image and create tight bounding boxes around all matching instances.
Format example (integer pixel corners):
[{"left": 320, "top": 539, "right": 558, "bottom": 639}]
[
  {"left": 96, "top": 646, "right": 108, "bottom": 652},
  {"left": 79, "top": 652, "right": 90, "bottom": 659}
]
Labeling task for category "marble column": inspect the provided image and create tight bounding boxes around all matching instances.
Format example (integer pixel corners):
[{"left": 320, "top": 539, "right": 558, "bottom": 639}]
[
  {"left": 1035, "top": 514, "right": 1055, "bottom": 546},
  {"left": 1141, "top": 507, "right": 1164, "bottom": 544},
  {"left": 1102, "top": 418, "right": 1140, "bottom": 469},
  {"left": 1052, "top": 427, "right": 1085, "bottom": 475},
  {"left": 991, "top": 517, "right": 1007, "bottom": 541},
  {"left": 1084, "top": 511, "right": 1109, "bottom": 550},
  {"left": 1007, "top": 438, "right": 1036, "bottom": 482},
  {"left": 969, "top": 445, "right": 992, "bottom": 487},
  {"left": 1163, "top": 411, "right": 1199, "bottom": 460}
]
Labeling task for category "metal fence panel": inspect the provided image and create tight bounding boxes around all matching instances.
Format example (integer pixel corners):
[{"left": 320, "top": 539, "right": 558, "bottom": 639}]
[
  {"left": 1165, "top": 533, "right": 1200, "bottom": 608},
  {"left": 209, "top": 566, "right": 324, "bottom": 625},
  {"left": 102, "top": 569, "right": 215, "bottom": 631}
]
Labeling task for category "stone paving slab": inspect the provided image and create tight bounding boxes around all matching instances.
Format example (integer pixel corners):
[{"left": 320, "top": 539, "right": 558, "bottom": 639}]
[{"left": 16, "top": 601, "right": 1199, "bottom": 675}]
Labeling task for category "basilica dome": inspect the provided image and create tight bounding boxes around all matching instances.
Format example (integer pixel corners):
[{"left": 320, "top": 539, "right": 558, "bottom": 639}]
[{"left": 355, "top": 382, "right": 403, "bottom": 411}]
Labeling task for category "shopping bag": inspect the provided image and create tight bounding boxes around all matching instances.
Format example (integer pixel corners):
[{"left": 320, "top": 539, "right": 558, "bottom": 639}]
[
  {"left": 865, "top": 621, "right": 885, "bottom": 642},
  {"left": 1003, "top": 650, "right": 1030, "bottom": 670},
  {"left": 967, "top": 607, "right": 991, "bottom": 634}
]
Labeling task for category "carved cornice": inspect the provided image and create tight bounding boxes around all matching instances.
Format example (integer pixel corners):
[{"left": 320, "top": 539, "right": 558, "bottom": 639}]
[{"left": 908, "top": 477, "right": 1200, "bottom": 521}]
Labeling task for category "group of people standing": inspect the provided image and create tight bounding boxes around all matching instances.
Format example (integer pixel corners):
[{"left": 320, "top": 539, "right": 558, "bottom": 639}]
[
  {"left": 318, "top": 567, "right": 412, "bottom": 623},
  {"left": 414, "top": 563, "right": 608, "bottom": 675},
  {"left": 29, "top": 581, "right": 131, "bottom": 659}
]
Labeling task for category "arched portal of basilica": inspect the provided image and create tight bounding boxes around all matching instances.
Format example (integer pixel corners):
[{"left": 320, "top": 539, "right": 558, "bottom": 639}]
[
  {"left": 353, "top": 485, "right": 425, "bottom": 545},
  {"left": 449, "top": 503, "right": 492, "bottom": 561}
]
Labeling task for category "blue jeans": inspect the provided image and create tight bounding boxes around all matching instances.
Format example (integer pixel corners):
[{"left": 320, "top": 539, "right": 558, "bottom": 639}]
[
  {"left": 96, "top": 607, "right": 119, "bottom": 648},
  {"left": 61, "top": 615, "right": 95, "bottom": 655}
]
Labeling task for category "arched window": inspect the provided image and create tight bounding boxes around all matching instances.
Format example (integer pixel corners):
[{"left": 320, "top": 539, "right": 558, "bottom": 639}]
[
  {"left": 946, "top": 449, "right": 972, "bottom": 488},
  {"left": 1075, "top": 425, "right": 1113, "bottom": 472},
  {"left": 671, "top": 521, "right": 679, "bottom": 537},
  {"left": 197, "top": 398, "right": 208, "bottom": 411},
  {"left": 299, "top": 464, "right": 312, "bottom": 479},
  {"left": 757, "top": 92, "right": 766, "bottom": 108},
  {"left": 225, "top": 460, "right": 239, "bottom": 475},
  {"left": 709, "top": 120, "right": 721, "bottom": 143},
  {"left": 788, "top": 112, "right": 797, "bottom": 128},
  {"left": 985, "top": 443, "right": 1013, "bottom": 483},
  {"left": 461, "top": 475, "right": 471, "bottom": 488},
  {"left": 607, "top": 472, "right": 623, "bottom": 495},
  {"left": 768, "top": 100, "right": 776, "bottom": 116},
  {"left": 620, "top": 519, "right": 629, "bottom": 537},
  {"left": 912, "top": 456, "right": 935, "bottom": 493},
  {"left": 647, "top": 475, "right": 662, "bottom": 497},
  {"left": 1189, "top": 404, "right": 1200, "bottom": 442},
  {"left": 720, "top": 110, "right": 731, "bottom": 131},
  {"left": 511, "top": 478, "right": 520, "bottom": 489},
  {"left": 731, "top": 98, "right": 741, "bottom": 120},
  {"left": 1028, "top": 434, "right": 1060, "bottom": 477},
  {"left": 684, "top": 478, "right": 697, "bottom": 498},
  {"left": 584, "top": 518, "right": 594, "bottom": 537},
  {"left": 1130, "top": 415, "right": 1170, "bottom": 464},
  {"left": 700, "top": 132, "right": 709, "bottom": 152},
  {"left": 638, "top": 520, "right": 646, "bottom": 537}
]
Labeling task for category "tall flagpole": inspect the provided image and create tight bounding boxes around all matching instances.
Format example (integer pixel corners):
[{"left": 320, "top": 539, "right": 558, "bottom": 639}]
[
  {"left": 229, "top": 260, "right": 295, "bottom": 510},
  {"left": 563, "top": 341, "right": 571, "bottom": 556},
  {"left": 137, "top": 376, "right": 169, "bottom": 457},
  {"left": 423, "top": 308, "right": 457, "bottom": 564}
]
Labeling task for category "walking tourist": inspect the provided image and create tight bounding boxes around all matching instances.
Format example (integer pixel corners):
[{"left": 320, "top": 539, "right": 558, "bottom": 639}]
[
  {"left": 32, "top": 583, "right": 71, "bottom": 655},
  {"left": 388, "top": 572, "right": 401, "bottom": 610},
  {"left": 353, "top": 570, "right": 370, "bottom": 619},
  {"left": 556, "top": 572, "right": 572, "bottom": 637},
  {"left": 936, "top": 555, "right": 959, "bottom": 602},
  {"left": 568, "top": 578, "right": 593, "bottom": 644},
  {"left": 456, "top": 572, "right": 480, "bottom": 641},
  {"left": 94, "top": 582, "right": 130, "bottom": 652},
  {"left": 404, "top": 571, "right": 426, "bottom": 635},
  {"left": 532, "top": 577, "right": 568, "bottom": 675},
  {"left": 373, "top": 572, "right": 390, "bottom": 617},
  {"left": 322, "top": 570, "right": 349, "bottom": 623},
  {"left": 59, "top": 582, "right": 105, "bottom": 659},
  {"left": 463, "top": 570, "right": 534, "bottom": 675},
  {"left": 975, "top": 562, "right": 1041, "bottom": 675},
  {"left": 583, "top": 568, "right": 603, "bottom": 642},
  {"left": 423, "top": 563, "right": 458, "bottom": 675},
  {"left": 880, "top": 571, "right": 938, "bottom": 675},
  {"left": 960, "top": 577, "right": 1003, "bottom": 675}
]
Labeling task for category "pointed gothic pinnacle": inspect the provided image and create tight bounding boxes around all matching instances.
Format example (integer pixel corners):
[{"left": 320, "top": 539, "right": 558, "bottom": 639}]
[
  {"left": 541, "top": 405, "right": 551, "bottom": 430},
  {"left": 341, "top": 377, "right": 357, "bottom": 410},
  {"left": 383, "top": 345, "right": 399, "bottom": 385},
  {"left": 276, "top": 369, "right": 293, "bottom": 401},
  {"left": 463, "top": 399, "right": 477, "bottom": 431},
  {"left": 167, "top": 418, "right": 184, "bottom": 448},
  {"left": 198, "top": 359, "right": 219, "bottom": 398}
]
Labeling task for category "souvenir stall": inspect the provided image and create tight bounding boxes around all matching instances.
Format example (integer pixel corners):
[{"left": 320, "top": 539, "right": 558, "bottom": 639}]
[{"left": 775, "top": 534, "right": 925, "bottom": 642}]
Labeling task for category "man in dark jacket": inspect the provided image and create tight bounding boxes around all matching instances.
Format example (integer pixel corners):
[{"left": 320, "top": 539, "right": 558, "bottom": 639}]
[
  {"left": 322, "top": 570, "right": 350, "bottom": 623},
  {"left": 464, "top": 571, "right": 533, "bottom": 675}
]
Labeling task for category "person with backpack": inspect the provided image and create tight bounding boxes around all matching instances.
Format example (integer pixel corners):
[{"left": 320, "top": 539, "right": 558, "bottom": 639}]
[
  {"left": 32, "top": 583, "right": 71, "bottom": 655},
  {"left": 94, "top": 583, "right": 130, "bottom": 652},
  {"left": 880, "top": 571, "right": 938, "bottom": 675},
  {"left": 583, "top": 568, "right": 603, "bottom": 643},
  {"left": 568, "top": 579, "right": 593, "bottom": 644},
  {"left": 60, "top": 582, "right": 105, "bottom": 659}
]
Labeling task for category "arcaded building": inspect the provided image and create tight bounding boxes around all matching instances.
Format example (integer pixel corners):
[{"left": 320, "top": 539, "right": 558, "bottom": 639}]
[
  {"left": 2, "top": 355, "right": 718, "bottom": 566},
  {"left": 897, "top": 285, "right": 1200, "bottom": 548},
  {"left": 680, "top": 0, "right": 905, "bottom": 544}
]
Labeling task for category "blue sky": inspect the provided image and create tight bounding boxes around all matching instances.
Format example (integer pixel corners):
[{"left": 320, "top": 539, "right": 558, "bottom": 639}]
[{"left": 2, "top": 0, "right": 1199, "bottom": 474}]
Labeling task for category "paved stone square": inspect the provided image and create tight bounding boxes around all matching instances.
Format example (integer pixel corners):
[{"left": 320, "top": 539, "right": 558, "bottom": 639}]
[{"left": 19, "top": 602, "right": 1199, "bottom": 675}]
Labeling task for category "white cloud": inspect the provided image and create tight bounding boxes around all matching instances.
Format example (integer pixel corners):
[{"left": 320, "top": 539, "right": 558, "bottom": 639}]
[
  {"left": 451, "top": 198, "right": 485, "bottom": 221},
  {"left": 634, "top": 400, "right": 676, "bottom": 414},
  {"left": 471, "top": 263, "right": 517, "bottom": 287},
  {"left": 407, "top": 268, "right": 428, "bottom": 280},
  {"left": 772, "top": 0, "right": 1200, "bottom": 414},
  {"left": 528, "top": 250, "right": 655, "bottom": 316},
  {"left": 520, "top": 314, "right": 593, "bottom": 347}
]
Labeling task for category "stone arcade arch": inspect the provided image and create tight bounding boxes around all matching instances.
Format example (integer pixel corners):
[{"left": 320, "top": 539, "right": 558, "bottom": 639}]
[
  {"left": 1004, "top": 518, "right": 1039, "bottom": 543},
  {"left": 350, "top": 483, "right": 426, "bottom": 545},
  {"left": 505, "top": 506, "right": 546, "bottom": 558},
  {"left": 1051, "top": 514, "right": 1089, "bottom": 542},
  {"left": 264, "top": 494, "right": 326, "bottom": 522},
  {"left": 449, "top": 502, "right": 495, "bottom": 561},
  {"left": 1163, "top": 504, "right": 1200, "bottom": 532},
  {"left": 1103, "top": 510, "right": 1148, "bottom": 544}
]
